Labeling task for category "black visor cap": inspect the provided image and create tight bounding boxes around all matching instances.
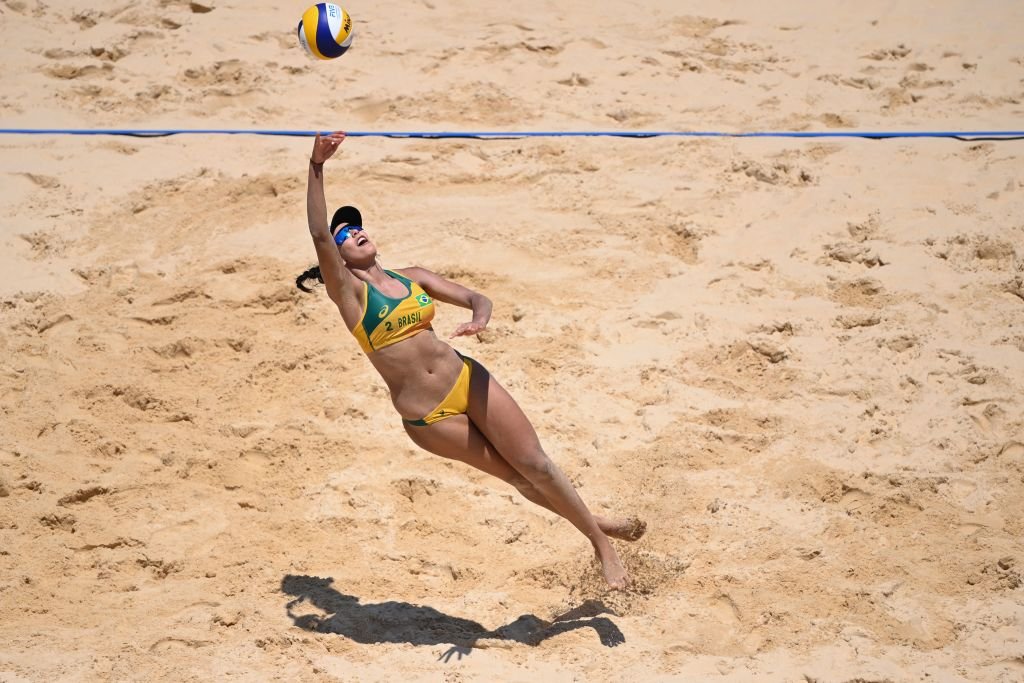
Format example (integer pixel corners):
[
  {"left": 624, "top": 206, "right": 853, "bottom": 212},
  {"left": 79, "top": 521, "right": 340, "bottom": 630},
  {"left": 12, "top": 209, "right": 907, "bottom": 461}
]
[{"left": 330, "top": 205, "right": 363, "bottom": 233}]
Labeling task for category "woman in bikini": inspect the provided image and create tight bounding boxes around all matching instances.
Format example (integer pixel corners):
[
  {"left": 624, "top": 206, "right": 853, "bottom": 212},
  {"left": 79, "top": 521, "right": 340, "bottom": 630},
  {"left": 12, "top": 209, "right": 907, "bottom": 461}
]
[{"left": 295, "top": 131, "right": 645, "bottom": 590}]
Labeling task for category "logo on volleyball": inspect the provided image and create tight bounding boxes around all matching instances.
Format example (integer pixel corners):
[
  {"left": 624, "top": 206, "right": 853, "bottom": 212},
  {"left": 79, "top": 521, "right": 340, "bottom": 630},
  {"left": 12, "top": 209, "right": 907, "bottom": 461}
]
[
  {"left": 378, "top": 305, "right": 390, "bottom": 318},
  {"left": 416, "top": 293, "right": 431, "bottom": 307}
]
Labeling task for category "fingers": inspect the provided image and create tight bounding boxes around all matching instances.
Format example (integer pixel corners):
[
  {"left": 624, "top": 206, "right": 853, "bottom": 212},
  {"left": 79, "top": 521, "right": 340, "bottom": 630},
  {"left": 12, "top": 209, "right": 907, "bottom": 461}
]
[
  {"left": 314, "top": 131, "right": 345, "bottom": 145},
  {"left": 323, "top": 132, "right": 346, "bottom": 153},
  {"left": 310, "top": 131, "right": 346, "bottom": 164},
  {"left": 449, "top": 323, "right": 484, "bottom": 338}
]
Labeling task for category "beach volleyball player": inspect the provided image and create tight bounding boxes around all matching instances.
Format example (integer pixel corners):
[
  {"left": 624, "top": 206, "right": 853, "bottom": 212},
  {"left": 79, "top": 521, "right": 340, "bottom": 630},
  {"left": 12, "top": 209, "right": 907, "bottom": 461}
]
[{"left": 295, "top": 132, "right": 645, "bottom": 590}]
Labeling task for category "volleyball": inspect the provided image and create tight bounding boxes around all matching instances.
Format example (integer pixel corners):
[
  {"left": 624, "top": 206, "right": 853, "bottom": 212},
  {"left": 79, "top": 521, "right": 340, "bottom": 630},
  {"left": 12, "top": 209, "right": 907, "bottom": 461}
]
[{"left": 297, "top": 3, "right": 354, "bottom": 60}]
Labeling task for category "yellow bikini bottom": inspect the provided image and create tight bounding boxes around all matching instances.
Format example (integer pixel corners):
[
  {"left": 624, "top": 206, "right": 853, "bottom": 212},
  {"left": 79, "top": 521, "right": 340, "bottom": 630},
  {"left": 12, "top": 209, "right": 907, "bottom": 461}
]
[{"left": 403, "top": 354, "right": 473, "bottom": 427}]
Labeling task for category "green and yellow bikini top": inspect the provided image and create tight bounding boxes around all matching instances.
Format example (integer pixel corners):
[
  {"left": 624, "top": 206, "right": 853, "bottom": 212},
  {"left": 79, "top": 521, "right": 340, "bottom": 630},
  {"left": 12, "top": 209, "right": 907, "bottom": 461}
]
[{"left": 350, "top": 270, "right": 435, "bottom": 354}]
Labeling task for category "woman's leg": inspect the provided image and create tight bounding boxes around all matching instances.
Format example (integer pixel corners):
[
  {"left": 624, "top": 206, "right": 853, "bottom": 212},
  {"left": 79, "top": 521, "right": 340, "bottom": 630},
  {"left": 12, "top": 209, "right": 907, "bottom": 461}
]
[
  {"left": 404, "top": 415, "right": 647, "bottom": 542},
  {"left": 460, "top": 359, "right": 633, "bottom": 589}
]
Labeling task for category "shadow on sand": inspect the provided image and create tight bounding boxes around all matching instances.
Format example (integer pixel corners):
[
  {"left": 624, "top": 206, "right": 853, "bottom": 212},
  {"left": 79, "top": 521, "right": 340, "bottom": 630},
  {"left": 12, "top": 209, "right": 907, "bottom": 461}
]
[{"left": 281, "top": 575, "right": 624, "bottom": 661}]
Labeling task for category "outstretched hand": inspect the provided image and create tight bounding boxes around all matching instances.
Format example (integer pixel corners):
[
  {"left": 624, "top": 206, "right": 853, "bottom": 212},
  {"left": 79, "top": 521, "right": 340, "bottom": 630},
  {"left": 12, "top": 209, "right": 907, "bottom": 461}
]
[
  {"left": 311, "top": 131, "right": 346, "bottom": 164},
  {"left": 450, "top": 322, "right": 486, "bottom": 339}
]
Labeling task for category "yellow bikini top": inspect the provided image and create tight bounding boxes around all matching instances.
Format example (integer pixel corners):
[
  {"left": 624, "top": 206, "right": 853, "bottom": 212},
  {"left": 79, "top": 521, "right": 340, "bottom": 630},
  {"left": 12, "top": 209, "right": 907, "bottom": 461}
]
[{"left": 350, "top": 270, "right": 435, "bottom": 354}]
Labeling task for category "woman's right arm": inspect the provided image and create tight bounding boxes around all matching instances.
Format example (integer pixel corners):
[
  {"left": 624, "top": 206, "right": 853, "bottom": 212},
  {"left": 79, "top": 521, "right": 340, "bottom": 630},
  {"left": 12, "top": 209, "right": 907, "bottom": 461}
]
[{"left": 307, "top": 131, "right": 350, "bottom": 306}]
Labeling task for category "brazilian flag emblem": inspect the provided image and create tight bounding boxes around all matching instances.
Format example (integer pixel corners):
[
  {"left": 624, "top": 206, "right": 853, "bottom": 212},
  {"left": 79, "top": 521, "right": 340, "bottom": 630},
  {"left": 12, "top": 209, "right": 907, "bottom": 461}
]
[{"left": 416, "top": 293, "right": 431, "bottom": 307}]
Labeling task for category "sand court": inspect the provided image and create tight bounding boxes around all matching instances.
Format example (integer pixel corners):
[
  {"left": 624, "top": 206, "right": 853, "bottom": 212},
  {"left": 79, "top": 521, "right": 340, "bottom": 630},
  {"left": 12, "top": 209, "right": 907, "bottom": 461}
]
[{"left": 1, "top": 1, "right": 1023, "bottom": 680}]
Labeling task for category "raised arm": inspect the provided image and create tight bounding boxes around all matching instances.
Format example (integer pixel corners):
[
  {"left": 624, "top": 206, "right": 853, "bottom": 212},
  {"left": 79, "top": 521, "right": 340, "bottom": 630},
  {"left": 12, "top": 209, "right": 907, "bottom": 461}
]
[
  {"left": 307, "top": 131, "right": 351, "bottom": 306},
  {"left": 397, "top": 267, "right": 493, "bottom": 338}
]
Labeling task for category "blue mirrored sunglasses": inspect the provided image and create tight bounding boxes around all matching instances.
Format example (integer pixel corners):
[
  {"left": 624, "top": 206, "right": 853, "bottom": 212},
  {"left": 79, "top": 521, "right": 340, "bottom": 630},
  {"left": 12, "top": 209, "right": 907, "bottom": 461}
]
[{"left": 333, "top": 225, "right": 363, "bottom": 245}]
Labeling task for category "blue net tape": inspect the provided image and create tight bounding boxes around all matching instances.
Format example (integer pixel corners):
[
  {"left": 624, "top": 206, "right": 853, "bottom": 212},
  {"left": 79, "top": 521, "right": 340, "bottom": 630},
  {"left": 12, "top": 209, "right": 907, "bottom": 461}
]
[{"left": 0, "top": 128, "right": 1022, "bottom": 140}]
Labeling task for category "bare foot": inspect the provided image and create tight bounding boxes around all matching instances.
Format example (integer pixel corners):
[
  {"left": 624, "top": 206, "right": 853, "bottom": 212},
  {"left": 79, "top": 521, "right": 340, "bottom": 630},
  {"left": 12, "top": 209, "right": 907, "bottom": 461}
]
[
  {"left": 596, "top": 516, "right": 647, "bottom": 542},
  {"left": 595, "top": 543, "right": 630, "bottom": 590}
]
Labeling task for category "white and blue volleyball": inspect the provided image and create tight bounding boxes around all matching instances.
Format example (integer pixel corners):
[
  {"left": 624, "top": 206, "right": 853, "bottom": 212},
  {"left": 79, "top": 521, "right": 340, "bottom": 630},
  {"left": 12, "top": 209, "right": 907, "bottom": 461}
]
[{"left": 297, "top": 3, "right": 353, "bottom": 60}]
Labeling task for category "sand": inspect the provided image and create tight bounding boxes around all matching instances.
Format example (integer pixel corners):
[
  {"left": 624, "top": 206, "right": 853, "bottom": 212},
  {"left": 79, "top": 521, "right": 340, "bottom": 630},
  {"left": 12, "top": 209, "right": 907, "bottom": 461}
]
[{"left": 1, "top": 0, "right": 1023, "bottom": 680}]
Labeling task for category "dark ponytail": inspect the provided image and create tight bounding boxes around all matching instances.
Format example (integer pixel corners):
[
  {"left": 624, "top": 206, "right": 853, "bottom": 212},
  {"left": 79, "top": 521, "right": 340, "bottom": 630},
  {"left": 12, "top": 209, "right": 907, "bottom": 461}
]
[{"left": 295, "top": 265, "right": 324, "bottom": 293}]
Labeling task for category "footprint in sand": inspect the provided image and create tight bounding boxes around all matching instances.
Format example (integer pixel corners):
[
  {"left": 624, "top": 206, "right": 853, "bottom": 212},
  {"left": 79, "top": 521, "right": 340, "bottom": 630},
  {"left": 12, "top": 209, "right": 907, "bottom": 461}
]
[
  {"left": 835, "top": 312, "right": 881, "bottom": 329},
  {"left": 44, "top": 63, "right": 113, "bottom": 80},
  {"left": 847, "top": 212, "right": 881, "bottom": 242},
  {"left": 393, "top": 477, "right": 440, "bottom": 504},
  {"left": 57, "top": 486, "right": 111, "bottom": 506},
  {"left": 822, "top": 242, "right": 886, "bottom": 268},
  {"left": 863, "top": 44, "right": 912, "bottom": 61},
  {"left": 169, "top": 601, "right": 221, "bottom": 628},
  {"left": 965, "top": 402, "right": 1006, "bottom": 436},
  {"left": 839, "top": 487, "right": 871, "bottom": 513},
  {"left": 947, "top": 479, "right": 977, "bottom": 500},
  {"left": 709, "top": 593, "right": 741, "bottom": 625},
  {"left": 828, "top": 276, "right": 887, "bottom": 308},
  {"left": 820, "top": 112, "right": 857, "bottom": 128},
  {"left": 899, "top": 72, "right": 953, "bottom": 90},
  {"left": 39, "top": 512, "right": 77, "bottom": 532},
  {"left": 943, "top": 479, "right": 990, "bottom": 513},
  {"left": 999, "top": 442, "right": 1024, "bottom": 460},
  {"left": 729, "top": 159, "right": 815, "bottom": 187},
  {"left": 148, "top": 637, "right": 211, "bottom": 653}
]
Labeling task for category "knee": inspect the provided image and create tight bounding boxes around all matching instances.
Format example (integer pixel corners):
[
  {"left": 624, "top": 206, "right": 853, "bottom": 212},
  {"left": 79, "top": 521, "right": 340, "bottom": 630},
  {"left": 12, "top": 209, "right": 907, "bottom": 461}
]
[
  {"left": 515, "top": 451, "right": 556, "bottom": 484},
  {"left": 507, "top": 472, "right": 534, "bottom": 494}
]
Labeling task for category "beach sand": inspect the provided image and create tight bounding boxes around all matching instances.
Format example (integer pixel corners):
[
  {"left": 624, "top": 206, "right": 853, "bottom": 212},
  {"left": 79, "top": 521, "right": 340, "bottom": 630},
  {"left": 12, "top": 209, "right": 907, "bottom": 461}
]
[{"left": 1, "top": 0, "right": 1022, "bottom": 680}]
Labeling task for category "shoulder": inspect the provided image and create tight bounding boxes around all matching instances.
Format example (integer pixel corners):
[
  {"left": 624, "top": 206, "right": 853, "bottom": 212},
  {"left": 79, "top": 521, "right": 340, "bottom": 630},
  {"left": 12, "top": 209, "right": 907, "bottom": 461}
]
[
  {"left": 392, "top": 266, "right": 434, "bottom": 283},
  {"left": 391, "top": 266, "right": 459, "bottom": 299}
]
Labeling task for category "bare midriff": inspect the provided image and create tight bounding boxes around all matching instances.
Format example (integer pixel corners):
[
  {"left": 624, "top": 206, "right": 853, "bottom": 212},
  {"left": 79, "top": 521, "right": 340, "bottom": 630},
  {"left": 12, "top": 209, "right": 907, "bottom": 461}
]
[{"left": 364, "top": 328, "right": 465, "bottom": 421}]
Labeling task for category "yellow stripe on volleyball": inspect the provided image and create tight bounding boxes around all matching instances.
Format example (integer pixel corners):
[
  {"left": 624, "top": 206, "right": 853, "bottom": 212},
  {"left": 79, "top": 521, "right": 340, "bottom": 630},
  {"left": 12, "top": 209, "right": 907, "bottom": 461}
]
[{"left": 301, "top": 5, "right": 327, "bottom": 60}]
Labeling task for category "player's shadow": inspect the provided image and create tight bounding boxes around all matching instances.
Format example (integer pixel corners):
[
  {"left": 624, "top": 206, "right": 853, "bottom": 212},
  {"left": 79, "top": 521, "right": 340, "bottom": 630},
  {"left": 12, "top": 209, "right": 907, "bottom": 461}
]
[{"left": 281, "top": 575, "right": 624, "bottom": 661}]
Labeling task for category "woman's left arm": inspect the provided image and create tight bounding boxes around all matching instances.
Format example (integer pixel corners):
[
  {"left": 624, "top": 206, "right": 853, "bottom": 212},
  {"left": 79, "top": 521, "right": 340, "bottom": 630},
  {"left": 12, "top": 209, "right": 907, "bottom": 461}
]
[{"left": 397, "top": 267, "right": 492, "bottom": 338}]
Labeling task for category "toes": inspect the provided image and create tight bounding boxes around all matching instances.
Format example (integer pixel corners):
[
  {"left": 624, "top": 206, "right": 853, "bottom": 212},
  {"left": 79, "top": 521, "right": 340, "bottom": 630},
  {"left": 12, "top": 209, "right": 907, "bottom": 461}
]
[
  {"left": 625, "top": 517, "right": 647, "bottom": 541},
  {"left": 608, "top": 575, "right": 630, "bottom": 591}
]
